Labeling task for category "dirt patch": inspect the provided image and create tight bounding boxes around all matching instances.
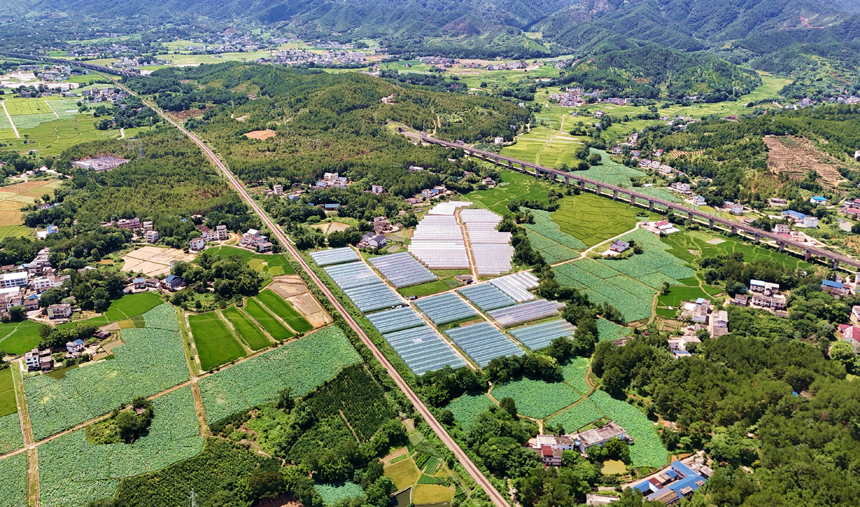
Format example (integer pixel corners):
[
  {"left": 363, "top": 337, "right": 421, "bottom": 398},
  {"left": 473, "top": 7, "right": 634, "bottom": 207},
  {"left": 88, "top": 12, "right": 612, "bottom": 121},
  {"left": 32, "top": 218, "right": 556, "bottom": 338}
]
[
  {"left": 235, "top": 115, "right": 249, "bottom": 122},
  {"left": 705, "top": 238, "right": 725, "bottom": 245},
  {"left": 255, "top": 494, "right": 300, "bottom": 507},
  {"left": 244, "top": 129, "right": 276, "bottom": 140},
  {"left": 286, "top": 293, "right": 330, "bottom": 328},
  {"left": 165, "top": 108, "right": 208, "bottom": 122},
  {"left": 763, "top": 135, "right": 846, "bottom": 186},
  {"left": 269, "top": 276, "right": 307, "bottom": 298},
  {"left": 121, "top": 246, "right": 197, "bottom": 276}
]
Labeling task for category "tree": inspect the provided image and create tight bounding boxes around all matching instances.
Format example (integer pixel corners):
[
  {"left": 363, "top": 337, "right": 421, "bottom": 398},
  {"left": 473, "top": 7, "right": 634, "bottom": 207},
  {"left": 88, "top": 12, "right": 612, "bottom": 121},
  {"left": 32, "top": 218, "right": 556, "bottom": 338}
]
[
  {"left": 829, "top": 341, "right": 855, "bottom": 372},
  {"left": 277, "top": 387, "right": 294, "bottom": 411},
  {"left": 499, "top": 397, "right": 518, "bottom": 417}
]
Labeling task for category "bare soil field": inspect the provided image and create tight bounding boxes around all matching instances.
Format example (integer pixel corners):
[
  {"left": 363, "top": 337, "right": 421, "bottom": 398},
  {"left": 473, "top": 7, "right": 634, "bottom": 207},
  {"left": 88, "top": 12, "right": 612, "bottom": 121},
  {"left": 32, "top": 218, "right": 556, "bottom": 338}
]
[
  {"left": 121, "top": 246, "right": 197, "bottom": 276},
  {"left": 244, "top": 129, "right": 276, "bottom": 140},
  {"left": 309, "top": 222, "right": 351, "bottom": 234},
  {"left": 269, "top": 276, "right": 331, "bottom": 328},
  {"left": 165, "top": 108, "right": 209, "bottom": 122},
  {"left": 764, "top": 135, "right": 846, "bottom": 186}
]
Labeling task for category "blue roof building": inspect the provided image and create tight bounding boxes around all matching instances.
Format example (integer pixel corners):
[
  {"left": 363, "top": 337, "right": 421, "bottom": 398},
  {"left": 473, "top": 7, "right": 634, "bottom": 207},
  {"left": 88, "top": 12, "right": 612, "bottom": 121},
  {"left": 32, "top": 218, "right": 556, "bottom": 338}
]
[
  {"left": 324, "top": 203, "right": 340, "bottom": 210},
  {"left": 782, "top": 210, "right": 807, "bottom": 221},
  {"left": 810, "top": 196, "right": 826, "bottom": 204},
  {"left": 631, "top": 460, "right": 710, "bottom": 504},
  {"left": 822, "top": 279, "right": 844, "bottom": 290},
  {"left": 46, "top": 225, "right": 58, "bottom": 234}
]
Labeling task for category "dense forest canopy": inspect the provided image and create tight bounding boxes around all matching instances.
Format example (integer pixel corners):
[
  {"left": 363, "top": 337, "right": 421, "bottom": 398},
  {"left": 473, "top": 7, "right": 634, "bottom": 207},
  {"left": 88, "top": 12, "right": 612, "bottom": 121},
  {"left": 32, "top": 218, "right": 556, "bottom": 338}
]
[{"left": 124, "top": 63, "right": 530, "bottom": 184}]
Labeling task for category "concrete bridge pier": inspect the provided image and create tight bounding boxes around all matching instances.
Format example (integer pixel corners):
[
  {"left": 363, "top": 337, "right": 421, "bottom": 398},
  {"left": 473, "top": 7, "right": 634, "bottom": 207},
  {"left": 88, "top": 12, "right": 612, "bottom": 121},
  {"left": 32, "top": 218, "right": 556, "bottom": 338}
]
[
  {"left": 778, "top": 241, "right": 785, "bottom": 252},
  {"left": 688, "top": 211, "right": 694, "bottom": 220},
  {"left": 580, "top": 180, "right": 585, "bottom": 190},
  {"left": 613, "top": 189, "right": 618, "bottom": 200},
  {"left": 709, "top": 218, "right": 714, "bottom": 229},
  {"left": 805, "top": 250, "right": 812, "bottom": 262},
  {"left": 521, "top": 162, "right": 528, "bottom": 173},
  {"left": 834, "top": 259, "right": 840, "bottom": 270},
  {"left": 508, "top": 160, "right": 513, "bottom": 169},
  {"left": 730, "top": 225, "right": 737, "bottom": 235},
  {"left": 596, "top": 185, "right": 602, "bottom": 195},
  {"left": 565, "top": 176, "right": 570, "bottom": 185},
  {"left": 649, "top": 201, "right": 654, "bottom": 211},
  {"left": 754, "top": 233, "right": 760, "bottom": 243}
]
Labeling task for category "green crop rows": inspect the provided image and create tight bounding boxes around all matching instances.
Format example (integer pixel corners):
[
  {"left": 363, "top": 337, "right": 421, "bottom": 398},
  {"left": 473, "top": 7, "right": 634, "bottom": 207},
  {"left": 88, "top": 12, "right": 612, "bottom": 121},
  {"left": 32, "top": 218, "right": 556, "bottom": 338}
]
[
  {"left": 189, "top": 313, "right": 246, "bottom": 371},
  {"left": 521, "top": 209, "right": 585, "bottom": 264},
  {"left": 256, "top": 289, "right": 313, "bottom": 333},
  {"left": 221, "top": 307, "right": 271, "bottom": 350},
  {"left": 590, "top": 391, "right": 668, "bottom": 468},
  {"left": 491, "top": 379, "right": 581, "bottom": 419},
  {"left": 554, "top": 229, "right": 695, "bottom": 322},
  {"left": 561, "top": 357, "right": 591, "bottom": 394},
  {"left": 39, "top": 386, "right": 203, "bottom": 507},
  {"left": 314, "top": 481, "right": 364, "bottom": 506},
  {"left": 199, "top": 326, "right": 361, "bottom": 423},
  {"left": 576, "top": 150, "right": 681, "bottom": 204},
  {"left": 301, "top": 365, "right": 395, "bottom": 442},
  {"left": 24, "top": 304, "right": 189, "bottom": 440},
  {"left": 445, "top": 393, "right": 496, "bottom": 430},
  {"left": 548, "top": 399, "right": 604, "bottom": 433},
  {"left": 0, "top": 413, "right": 23, "bottom": 454},
  {"left": 245, "top": 298, "right": 294, "bottom": 341},
  {"left": 0, "top": 452, "right": 28, "bottom": 507},
  {"left": 596, "top": 319, "right": 632, "bottom": 342}
]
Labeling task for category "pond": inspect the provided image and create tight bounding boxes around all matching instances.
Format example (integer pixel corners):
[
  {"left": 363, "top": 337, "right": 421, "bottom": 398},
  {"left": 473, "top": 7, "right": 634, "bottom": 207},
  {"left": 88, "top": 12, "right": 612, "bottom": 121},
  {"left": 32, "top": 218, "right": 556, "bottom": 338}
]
[{"left": 601, "top": 459, "right": 627, "bottom": 475}]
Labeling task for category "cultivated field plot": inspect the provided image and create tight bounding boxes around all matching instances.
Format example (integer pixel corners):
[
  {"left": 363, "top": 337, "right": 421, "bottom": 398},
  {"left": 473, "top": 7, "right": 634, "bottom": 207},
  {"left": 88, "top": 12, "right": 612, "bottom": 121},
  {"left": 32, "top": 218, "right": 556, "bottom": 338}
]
[
  {"left": 203, "top": 246, "right": 296, "bottom": 279},
  {"left": 548, "top": 399, "right": 604, "bottom": 433},
  {"left": 590, "top": 390, "right": 668, "bottom": 468},
  {"left": 0, "top": 320, "right": 42, "bottom": 355},
  {"left": 245, "top": 298, "right": 294, "bottom": 341},
  {"left": 310, "top": 247, "right": 360, "bottom": 266},
  {"left": 0, "top": 413, "right": 23, "bottom": 455},
  {"left": 596, "top": 319, "right": 633, "bottom": 342},
  {"left": 661, "top": 229, "right": 816, "bottom": 271},
  {"left": 189, "top": 312, "right": 246, "bottom": 370},
  {"left": 221, "top": 306, "right": 272, "bottom": 350},
  {"left": 256, "top": 289, "right": 313, "bottom": 333},
  {"left": 199, "top": 326, "right": 361, "bottom": 423},
  {"left": 445, "top": 323, "right": 524, "bottom": 367},
  {"left": 490, "top": 272, "right": 539, "bottom": 302},
  {"left": 576, "top": 150, "right": 681, "bottom": 203},
  {"left": 492, "top": 378, "right": 582, "bottom": 418},
  {"left": 38, "top": 387, "right": 204, "bottom": 507},
  {"left": 467, "top": 170, "right": 553, "bottom": 215},
  {"left": 556, "top": 230, "right": 695, "bottom": 322},
  {"left": 366, "top": 306, "right": 424, "bottom": 334},
  {"left": 314, "top": 482, "right": 364, "bottom": 506},
  {"left": 510, "top": 319, "right": 576, "bottom": 351},
  {"left": 24, "top": 304, "right": 189, "bottom": 440},
  {"left": 459, "top": 283, "right": 516, "bottom": 311},
  {"left": 561, "top": 356, "right": 591, "bottom": 394},
  {"left": 488, "top": 299, "right": 565, "bottom": 327},
  {"left": 0, "top": 367, "right": 17, "bottom": 417},
  {"left": 446, "top": 393, "right": 495, "bottom": 430},
  {"left": 343, "top": 283, "right": 403, "bottom": 313},
  {"left": 408, "top": 215, "right": 470, "bottom": 270},
  {"left": 551, "top": 193, "right": 653, "bottom": 248},
  {"left": 103, "top": 292, "right": 163, "bottom": 322},
  {"left": 382, "top": 325, "right": 466, "bottom": 375},
  {"left": 4, "top": 97, "right": 53, "bottom": 115},
  {"left": 414, "top": 293, "right": 476, "bottom": 325},
  {"left": 369, "top": 252, "right": 437, "bottom": 288},
  {"left": 521, "top": 208, "right": 585, "bottom": 264},
  {"left": 121, "top": 246, "right": 196, "bottom": 277},
  {"left": 0, "top": 453, "right": 28, "bottom": 507}
]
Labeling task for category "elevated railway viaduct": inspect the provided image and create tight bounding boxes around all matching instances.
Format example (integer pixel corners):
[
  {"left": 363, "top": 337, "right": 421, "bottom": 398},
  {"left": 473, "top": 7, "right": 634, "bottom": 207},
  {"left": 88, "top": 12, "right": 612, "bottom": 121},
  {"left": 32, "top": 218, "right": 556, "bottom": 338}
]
[{"left": 404, "top": 131, "right": 860, "bottom": 271}]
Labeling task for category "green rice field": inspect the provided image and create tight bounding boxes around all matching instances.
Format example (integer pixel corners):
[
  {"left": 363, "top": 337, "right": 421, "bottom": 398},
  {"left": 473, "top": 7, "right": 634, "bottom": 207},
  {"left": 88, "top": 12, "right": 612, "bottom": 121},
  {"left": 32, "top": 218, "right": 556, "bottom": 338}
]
[
  {"left": 467, "top": 170, "right": 553, "bottom": 215},
  {"left": 222, "top": 306, "right": 272, "bottom": 350},
  {"left": 103, "top": 292, "right": 163, "bottom": 322},
  {"left": 552, "top": 193, "right": 654, "bottom": 248},
  {"left": 256, "top": 289, "right": 313, "bottom": 333},
  {"left": 188, "top": 313, "right": 246, "bottom": 370},
  {"left": 0, "top": 320, "right": 43, "bottom": 355},
  {"left": 244, "top": 298, "right": 294, "bottom": 341}
]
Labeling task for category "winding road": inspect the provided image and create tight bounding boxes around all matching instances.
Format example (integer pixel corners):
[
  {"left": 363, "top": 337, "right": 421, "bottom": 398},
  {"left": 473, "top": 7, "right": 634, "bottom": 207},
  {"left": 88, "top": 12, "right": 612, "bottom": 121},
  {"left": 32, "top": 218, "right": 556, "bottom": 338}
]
[{"left": 108, "top": 78, "right": 511, "bottom": 507}]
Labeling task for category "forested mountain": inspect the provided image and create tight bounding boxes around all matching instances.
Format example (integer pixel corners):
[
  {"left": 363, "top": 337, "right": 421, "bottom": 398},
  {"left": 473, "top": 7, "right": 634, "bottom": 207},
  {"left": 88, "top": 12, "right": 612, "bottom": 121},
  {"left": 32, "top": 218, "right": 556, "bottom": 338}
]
[{"left": 4, "top": 0, "right": 860, "bottom": 56}]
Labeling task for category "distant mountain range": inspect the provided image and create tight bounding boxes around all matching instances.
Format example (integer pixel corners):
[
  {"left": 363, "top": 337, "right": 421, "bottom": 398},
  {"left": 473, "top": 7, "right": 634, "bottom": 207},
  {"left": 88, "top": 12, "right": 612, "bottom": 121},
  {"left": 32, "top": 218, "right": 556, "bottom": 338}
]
[{"left": 4, "top": 0, "right": 860, "bottom": 57}]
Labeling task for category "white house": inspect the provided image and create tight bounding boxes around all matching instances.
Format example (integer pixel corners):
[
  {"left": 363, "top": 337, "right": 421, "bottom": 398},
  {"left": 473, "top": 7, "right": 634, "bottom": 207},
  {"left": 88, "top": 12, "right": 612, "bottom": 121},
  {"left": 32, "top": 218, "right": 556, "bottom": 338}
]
[
  {"left": 1, "top": 272, "right": 28, "bottom": 289},
  {"left": 145, "top": 230, "right": 159, "bottom": 243},
  {"left": 803, "top": 216, "right": 819, "bottom": 228},
  {"left": 190, "top": 237, "right": 206, "bottom": 252}
]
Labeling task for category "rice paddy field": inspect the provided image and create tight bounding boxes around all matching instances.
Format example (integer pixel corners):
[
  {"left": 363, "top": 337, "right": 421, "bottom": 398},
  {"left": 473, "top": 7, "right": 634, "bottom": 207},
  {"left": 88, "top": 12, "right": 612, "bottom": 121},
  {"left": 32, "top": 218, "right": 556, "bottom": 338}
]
[
  {"left": 244, "top": 297, "right": 295, "bottom": 341},
  {"left": 554, "top": 229, "right": 696, "bottom": 322},
  {"left": 551, "top": 193, "right": 654, "bottom": 248},
  {"left": 188, "top": 312, "right": 247, "bottom": 370},
  {"left": 661, "top": 229, "right": 818, "bottom": 271},
  {"left": 467, "top": 170, "right": 552, "bottom": 215},
  {"left": 221, "top": 306, "right": 272, "bottom": 350},
  {"left": 0, "top": 320, "right": 42, "bottom": 355}
]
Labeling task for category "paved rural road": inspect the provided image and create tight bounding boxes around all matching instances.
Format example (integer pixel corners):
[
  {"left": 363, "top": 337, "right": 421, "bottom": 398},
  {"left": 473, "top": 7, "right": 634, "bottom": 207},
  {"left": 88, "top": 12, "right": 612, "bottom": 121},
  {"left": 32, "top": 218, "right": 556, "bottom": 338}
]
[{"left": 110, "top": 78, "right": 511, "bottom": 507}]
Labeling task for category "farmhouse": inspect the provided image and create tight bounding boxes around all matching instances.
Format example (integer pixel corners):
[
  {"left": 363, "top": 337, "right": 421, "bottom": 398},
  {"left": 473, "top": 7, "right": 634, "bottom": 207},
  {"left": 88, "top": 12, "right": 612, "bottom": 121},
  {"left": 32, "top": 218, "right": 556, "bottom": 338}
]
[
  {"left": 774, "top": 223, "right": 790, "bottom": 234},
  {"left": 839, "top": 324, "right": 860, "bottom": 352},
  {"left": 669, "top": 182, "right": 691, "bottom": 194},
  {"left": 145, "top": 278, "right": 160, "bottom": 288},
  {"left": 809, "top": 196, "right": 826, "bottom": 205},
  {"left": 133, "top": 278, "right": 146, "bottom": 290},
  {"left": 371, "top": 184, "right": 384, "bottom": 194},
  {"left": 47, "top": 303, "right": 72, "bottom": 319},
  {"left": 145, "top": 230, "right": 159, "bottom": 243},
  {"left": 163, "top": 275, "right": 183, "bottom": 291},
  {"left": 822, "top": 279, "right": 850, "bottom": 297},
  {"left": 632, "top": 459, "right": 711, "bottom": 506},
  {"left": 609, "top": 241, "right": 630, "bottom": 253},
  {"left": 273, "top": 184, "right": 284, "bottom": 195},
  {"left": 692, "top": 195, "right": 706, "bottom": 206},
  {"left": 25, "top": 348, "right": 54, "bottom": 372},
  {"left": 749, "top": 280, "right": 780, "bottom": 295},
  {"left": 571, "top": 422, "right": 631, "bottom": 453},
  {"left": 190, "top": 237, "right": 206, "bottom": 252},
  {"left": 768, "top": 197, "right": 788, "bottom": 207},
  {"left": 1, "top": 272, "right": 29, "bottom": 289},
  {"left": 360, "top": 233, "right": 387, "bottom": 249},
  {"left": 66, "top": 339, "right": 85, "bottom": 355}
]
